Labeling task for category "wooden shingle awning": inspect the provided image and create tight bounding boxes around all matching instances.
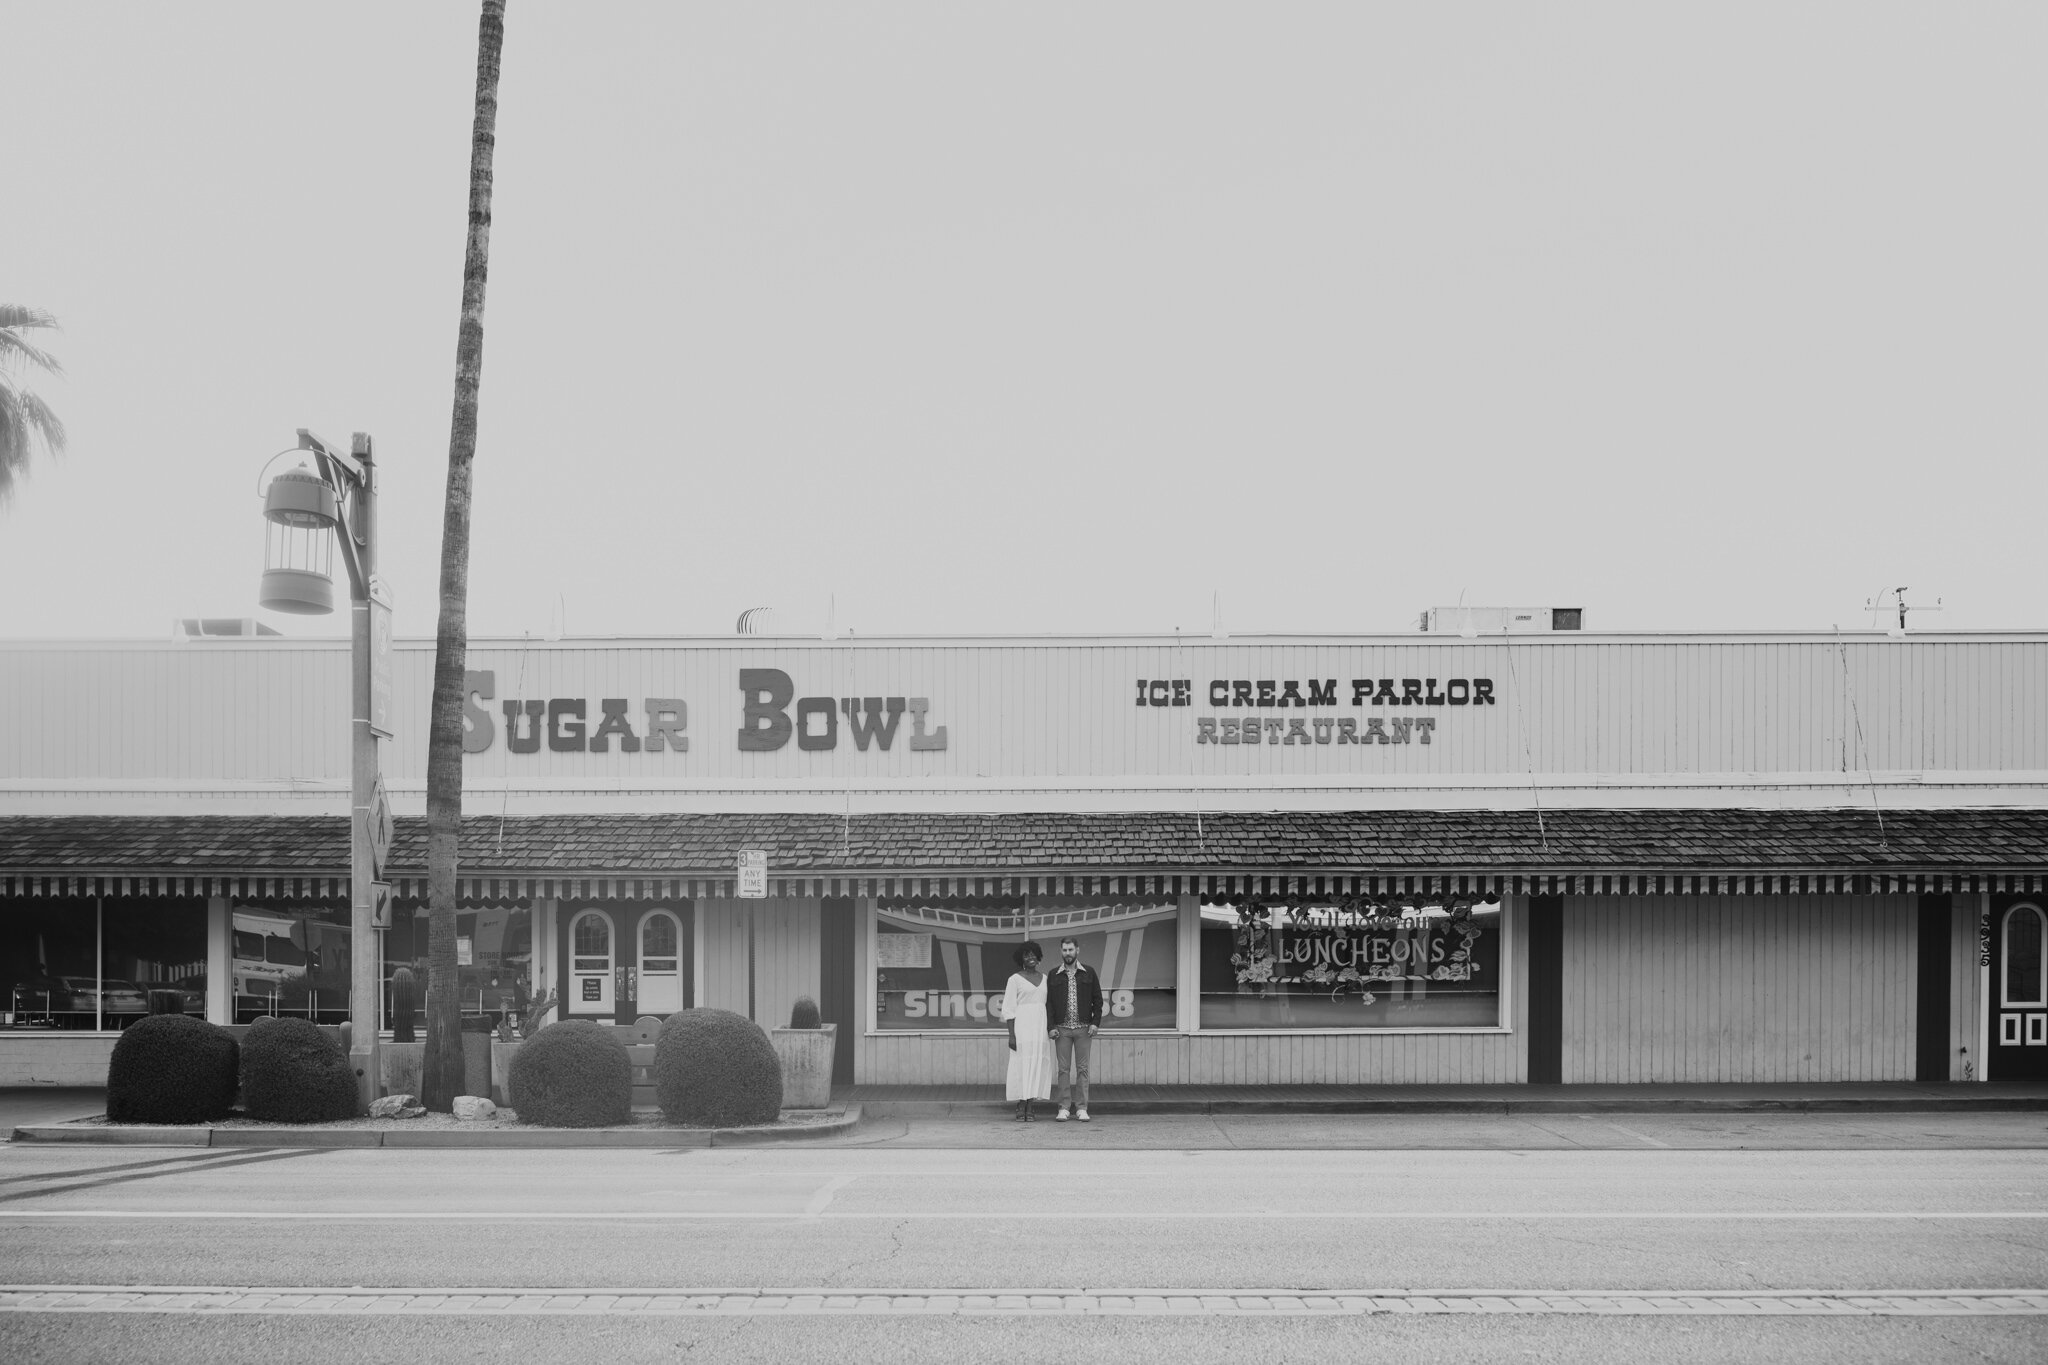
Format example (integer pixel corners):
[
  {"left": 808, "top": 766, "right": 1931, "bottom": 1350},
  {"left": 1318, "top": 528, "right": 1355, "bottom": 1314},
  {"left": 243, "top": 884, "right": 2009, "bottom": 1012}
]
[{"left": 1, "top": 808, "right": 2044, "bottom": 901}]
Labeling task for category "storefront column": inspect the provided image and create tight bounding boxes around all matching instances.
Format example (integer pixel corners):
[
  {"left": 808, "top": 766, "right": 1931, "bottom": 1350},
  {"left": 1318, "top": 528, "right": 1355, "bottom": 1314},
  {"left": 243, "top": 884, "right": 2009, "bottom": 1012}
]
[
  {"left": 851, "top": 896, "right": 873, "bottom": 1084},
  {"left": 1973, "top": 892, "right": 1991, "bottom": 1082},
  {"left": 1950, "top": 893, "right": 1982, "bottom": 1081},
  {"left": 533, "top": 898, "right": 557, "bottom": 1014},
  {"left": 1174, "top": 893, "right": 1200, "bottom": 1033},
  {"left": 205, "top": 895, "right": 232, "bottom": 1025}
]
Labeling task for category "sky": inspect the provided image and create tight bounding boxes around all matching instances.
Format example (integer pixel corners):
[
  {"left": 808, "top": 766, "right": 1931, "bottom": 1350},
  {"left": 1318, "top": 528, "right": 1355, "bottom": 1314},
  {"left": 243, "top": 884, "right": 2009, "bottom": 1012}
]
[{"left": 4, "top": 2, "right": 2044, "bottom": 642}]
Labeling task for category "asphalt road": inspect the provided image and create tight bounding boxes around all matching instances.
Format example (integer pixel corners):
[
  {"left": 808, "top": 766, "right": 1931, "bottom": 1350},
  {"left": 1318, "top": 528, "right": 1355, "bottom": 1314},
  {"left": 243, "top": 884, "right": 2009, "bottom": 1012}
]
[{"left": 2, "top": 1113, "right": 2044, "bottom": 1363}]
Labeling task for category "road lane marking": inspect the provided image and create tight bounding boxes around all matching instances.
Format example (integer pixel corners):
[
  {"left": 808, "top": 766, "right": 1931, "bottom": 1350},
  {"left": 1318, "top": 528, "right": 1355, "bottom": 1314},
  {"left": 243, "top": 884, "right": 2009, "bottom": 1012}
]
[
  {"left": 0, "top": 1286, "right": 2043, "bottom": 1316},
  {"left": 1, "top": 1210, "right": 2045, "bottom": 1221}
]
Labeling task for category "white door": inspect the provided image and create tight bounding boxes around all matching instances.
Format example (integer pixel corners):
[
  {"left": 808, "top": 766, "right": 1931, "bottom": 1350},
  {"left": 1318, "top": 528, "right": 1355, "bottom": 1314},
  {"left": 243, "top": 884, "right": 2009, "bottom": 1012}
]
[
  {"left": 639, "top": 910, "right": 685, "bottom": 1016},
  {"left": 568, "top": 909, "right": 615, "bottom": 1016}
]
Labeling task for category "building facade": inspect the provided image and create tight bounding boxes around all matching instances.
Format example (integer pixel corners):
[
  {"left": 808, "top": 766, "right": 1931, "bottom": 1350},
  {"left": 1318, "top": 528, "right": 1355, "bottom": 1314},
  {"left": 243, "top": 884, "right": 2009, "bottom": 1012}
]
[{"left": 2, "top": 630, "right": 2044, "bottom": 1089}]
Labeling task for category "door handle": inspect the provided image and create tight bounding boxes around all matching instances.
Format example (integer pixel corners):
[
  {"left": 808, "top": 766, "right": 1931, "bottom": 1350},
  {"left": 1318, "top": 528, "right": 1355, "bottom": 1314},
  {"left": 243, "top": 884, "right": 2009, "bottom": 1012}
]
[
  {"left": 627, "top": 969, "right": 638, "bottom": 998},
  {"left": 614, "top": 966, "right": 625, "bottom": 996}
]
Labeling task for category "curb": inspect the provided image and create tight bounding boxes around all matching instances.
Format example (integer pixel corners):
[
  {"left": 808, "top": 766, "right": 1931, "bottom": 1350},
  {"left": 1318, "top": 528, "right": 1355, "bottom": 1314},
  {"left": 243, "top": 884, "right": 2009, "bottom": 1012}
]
[
  {"left": 855, "top": 1097, "right": 2048, "bottom": 1119},
  {"left": 10, "top": 1105, "right": 864, "bottom": 1149}
]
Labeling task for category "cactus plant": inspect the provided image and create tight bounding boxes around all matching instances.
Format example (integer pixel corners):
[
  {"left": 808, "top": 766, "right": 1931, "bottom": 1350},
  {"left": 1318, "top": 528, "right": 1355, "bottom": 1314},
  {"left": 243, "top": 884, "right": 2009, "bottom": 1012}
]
[
  {"left": 520, "top": 988, "right": 556, "bottom": 1040},
  {"left": 390, "top": 967, "right": 417, "bottom": 1043},
  {"left": 788, "top": 995, "right": 822, "bottom": 1029}
]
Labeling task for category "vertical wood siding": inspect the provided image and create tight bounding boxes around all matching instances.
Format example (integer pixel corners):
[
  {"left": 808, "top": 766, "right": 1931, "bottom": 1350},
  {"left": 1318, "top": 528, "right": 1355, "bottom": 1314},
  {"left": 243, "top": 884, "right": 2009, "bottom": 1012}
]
[
  {"left": 752, "top": 899, "right": 821, "bottom": 1031},
  {"left": 697, "top": 901, "right": 748, "bottom": 1015},
  {"left": 855, "top": 898, "right": 1528, "bottom": 1085},
  {"left": 1560, "top": 895, "right": 1915, "bottom": 1082},
  {"left": 696, "top": 898, "right": 819, "bottom": 1028},
  {"left": 5, "top": 636, "right": 2044, "bottom": 809}
]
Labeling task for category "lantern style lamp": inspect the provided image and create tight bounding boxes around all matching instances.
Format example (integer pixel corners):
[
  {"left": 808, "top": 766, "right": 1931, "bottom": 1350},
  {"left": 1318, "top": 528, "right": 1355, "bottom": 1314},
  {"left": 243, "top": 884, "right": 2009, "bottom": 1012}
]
[
  {"left": 258, "top": 466, "right": 343, "bottom": 614},
  {"left": 252, "top": 428, "right": 382, "bottom": 1111}
]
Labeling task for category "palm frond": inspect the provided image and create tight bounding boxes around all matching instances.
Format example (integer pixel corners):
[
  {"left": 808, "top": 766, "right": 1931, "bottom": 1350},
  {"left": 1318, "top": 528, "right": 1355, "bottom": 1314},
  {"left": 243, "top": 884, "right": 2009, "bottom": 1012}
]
[
  {"left": 0, "top": 374, "right": 68, "bottom": 505},
  {"left": 0, "top": 305, "right": 59, "bottom": 331},
  {"left": 0, "top": 305, "right": 64, "bottom": 376}
]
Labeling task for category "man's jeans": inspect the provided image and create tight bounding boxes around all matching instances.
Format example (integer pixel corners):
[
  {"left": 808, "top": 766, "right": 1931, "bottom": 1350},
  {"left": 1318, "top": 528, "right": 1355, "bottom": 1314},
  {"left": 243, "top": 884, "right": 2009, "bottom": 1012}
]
[{"left": 1052, "top": 1025, "right": 1092, "bottom": 1108}]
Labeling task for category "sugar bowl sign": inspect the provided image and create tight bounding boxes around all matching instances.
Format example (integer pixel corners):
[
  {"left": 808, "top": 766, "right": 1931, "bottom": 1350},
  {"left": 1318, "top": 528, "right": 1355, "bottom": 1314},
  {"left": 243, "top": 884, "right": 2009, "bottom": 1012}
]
[{"left": 459, "top": 668, "right": 949, "bottom": 756}]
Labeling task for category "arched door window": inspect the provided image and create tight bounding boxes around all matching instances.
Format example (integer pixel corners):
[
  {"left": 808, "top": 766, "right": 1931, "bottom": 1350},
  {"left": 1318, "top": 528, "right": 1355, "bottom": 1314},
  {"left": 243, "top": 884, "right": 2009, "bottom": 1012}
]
[
  {"left": 639, "top": 910, "right": 686, "bottom": 1015},
  {"left": 2004, "top": 903, "right": 2046, "bottom": 1009},
  {"left": 568, "top": 909, "right": 615, "bottom": 1014}
]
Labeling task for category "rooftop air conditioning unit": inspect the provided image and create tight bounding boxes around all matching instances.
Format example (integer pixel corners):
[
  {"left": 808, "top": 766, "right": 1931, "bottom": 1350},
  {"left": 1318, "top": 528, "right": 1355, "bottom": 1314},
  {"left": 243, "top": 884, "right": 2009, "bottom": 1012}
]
[
  {"left": 1419, "top": 607, "right": 1583, "bottom": 634},
  {"left": 175, "top": 618, "right": 282, "bottom": 639}
]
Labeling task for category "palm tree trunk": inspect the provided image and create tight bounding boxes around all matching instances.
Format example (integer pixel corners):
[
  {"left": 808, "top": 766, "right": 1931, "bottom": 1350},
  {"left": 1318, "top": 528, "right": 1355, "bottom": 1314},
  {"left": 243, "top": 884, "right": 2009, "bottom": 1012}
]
[{"left": 422, "top": 0, "right": 508, "bottom": 1113}]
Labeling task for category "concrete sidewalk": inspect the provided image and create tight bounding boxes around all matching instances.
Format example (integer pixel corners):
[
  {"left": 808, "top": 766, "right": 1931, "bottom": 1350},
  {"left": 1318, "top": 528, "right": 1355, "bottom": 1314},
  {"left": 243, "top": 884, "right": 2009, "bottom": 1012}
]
[{"left": 841, "top": 1081, "right": 2048, "bottom": 1118}]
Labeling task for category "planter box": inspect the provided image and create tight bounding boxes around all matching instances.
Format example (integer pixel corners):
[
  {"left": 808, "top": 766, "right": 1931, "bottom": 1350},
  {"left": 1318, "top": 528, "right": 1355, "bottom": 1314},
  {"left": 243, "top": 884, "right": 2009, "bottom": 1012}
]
[
  {"left": 378, "top": 1039, "right": 495, "bottom": 1101},
  {"left": 462, "top": 1032, "right": 492, "bottom": 1099},
  {"left": 379, "top": 1042, "right": 423, "bottom": 1099},
  {"left": 490, "top": 1039, "right": 521, "bottom": 1107},
  {"left": 770, "top": 1023, "right": 837, "bottom": 1109}
]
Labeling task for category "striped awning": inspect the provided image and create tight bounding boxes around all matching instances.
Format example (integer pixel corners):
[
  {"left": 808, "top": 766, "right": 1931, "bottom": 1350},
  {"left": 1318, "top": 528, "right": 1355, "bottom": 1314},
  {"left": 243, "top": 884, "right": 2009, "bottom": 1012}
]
[{"left": 2, "top": 868, "right": 2042, "bottom": 903}]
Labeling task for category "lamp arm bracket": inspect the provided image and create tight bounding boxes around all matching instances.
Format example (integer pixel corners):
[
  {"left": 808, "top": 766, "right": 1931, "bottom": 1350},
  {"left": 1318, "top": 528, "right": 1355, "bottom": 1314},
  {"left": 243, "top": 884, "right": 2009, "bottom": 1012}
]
[
  {"left": 297, "top": 428, "right": 368, "bottom": 492},
  {"left": 331, "top": 516, "right": 369, "bottom": 601}
]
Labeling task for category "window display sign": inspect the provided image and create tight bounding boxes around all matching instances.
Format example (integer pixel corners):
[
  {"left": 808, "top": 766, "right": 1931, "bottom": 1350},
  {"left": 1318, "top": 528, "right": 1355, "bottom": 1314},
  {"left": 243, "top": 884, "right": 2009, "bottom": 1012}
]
[
  {"left": 1199, "top": 901, "right": 1501, "bottom": 1029},
  {"left": 875, "top": 932, "right": 933, "bottom": 969},
  {"left": 876, "top": 901, "right": 1178, "bottom": 1030}
]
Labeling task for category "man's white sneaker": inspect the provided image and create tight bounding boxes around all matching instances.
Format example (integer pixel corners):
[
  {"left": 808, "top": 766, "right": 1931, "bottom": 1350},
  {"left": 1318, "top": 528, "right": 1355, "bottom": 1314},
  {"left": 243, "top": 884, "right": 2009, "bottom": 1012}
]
[
  {"left": 1076, "top": 1108, "right": 1091, "bottom": 1122},
  {"left": 1055, "top": 1107, "right": 1070, "bottom": 1122}
]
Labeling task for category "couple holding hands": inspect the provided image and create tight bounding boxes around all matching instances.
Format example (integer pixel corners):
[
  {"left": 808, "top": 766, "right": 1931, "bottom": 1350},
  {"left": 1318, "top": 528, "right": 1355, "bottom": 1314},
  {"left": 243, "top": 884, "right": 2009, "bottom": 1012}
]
[{"left": 1001, "top": 936, "right": 1102, "bottom": 1123}]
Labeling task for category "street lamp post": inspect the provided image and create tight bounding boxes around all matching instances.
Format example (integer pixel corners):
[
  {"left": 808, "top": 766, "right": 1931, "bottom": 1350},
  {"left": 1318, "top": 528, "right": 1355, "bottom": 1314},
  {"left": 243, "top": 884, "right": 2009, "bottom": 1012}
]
[{"left": 259, "top": 429, "right": 390, "bottom": 1110}]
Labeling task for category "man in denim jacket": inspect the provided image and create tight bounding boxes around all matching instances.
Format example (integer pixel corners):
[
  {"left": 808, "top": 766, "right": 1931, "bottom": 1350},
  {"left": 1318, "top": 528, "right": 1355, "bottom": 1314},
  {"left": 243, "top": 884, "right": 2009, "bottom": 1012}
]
[{"left": 1046, "top": 936, "right": 1103, "bottom": 1122}]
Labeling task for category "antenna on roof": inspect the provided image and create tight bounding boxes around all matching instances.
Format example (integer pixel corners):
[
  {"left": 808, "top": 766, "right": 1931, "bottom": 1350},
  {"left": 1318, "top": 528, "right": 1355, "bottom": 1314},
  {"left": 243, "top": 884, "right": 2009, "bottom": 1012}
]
[{"left": 1864, "top": 587, "right": 1941, "bottom": 636}]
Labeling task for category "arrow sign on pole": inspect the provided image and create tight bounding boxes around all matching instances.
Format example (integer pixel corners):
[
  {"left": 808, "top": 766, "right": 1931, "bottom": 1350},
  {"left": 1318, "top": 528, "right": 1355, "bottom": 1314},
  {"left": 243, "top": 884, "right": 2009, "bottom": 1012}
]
[{"left": 365, "top": 775, "right": 394, "bottom": 880}]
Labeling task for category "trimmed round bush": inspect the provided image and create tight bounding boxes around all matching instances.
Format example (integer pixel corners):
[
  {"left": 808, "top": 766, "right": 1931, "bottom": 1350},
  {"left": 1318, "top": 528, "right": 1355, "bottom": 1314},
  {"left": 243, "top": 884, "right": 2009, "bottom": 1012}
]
[
  {"left": 240, "top": 1017, "right": 360, "bottom": 1123},
  {"left": 508, "top": 1020, "right": 632, "bottom": 1127},
  {"left": 106, "top": 1015, "right": 239, "bottom": 1124},
  {"left": 654, "top": 1007, "right": 782, "bottom": 1128}
]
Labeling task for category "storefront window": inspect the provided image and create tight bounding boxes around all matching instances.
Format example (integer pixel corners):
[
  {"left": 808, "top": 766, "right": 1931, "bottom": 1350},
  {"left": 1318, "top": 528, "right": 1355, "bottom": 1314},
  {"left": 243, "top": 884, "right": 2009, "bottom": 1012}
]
[
  {"left": 2004, "top": 904, "right": 2045, "bottom": 1008},
  {"left": 875, "top": 899, "right": 1178, "bottom": 1030},
  {"left": 3, "top": 897, "right": 207, "bottom": 1030},
  {"left": 1199, "top": 898, "right": 1502, "bottom": 1029},
  {"left": 380, "top": 904, "right": 534, "bottom": 1025},
  {"left": 459, "top": 906, "right": 533, "bottom": 1016},
  {"left": 235, "top": 903, "right": 352, "bottom": 1024}
]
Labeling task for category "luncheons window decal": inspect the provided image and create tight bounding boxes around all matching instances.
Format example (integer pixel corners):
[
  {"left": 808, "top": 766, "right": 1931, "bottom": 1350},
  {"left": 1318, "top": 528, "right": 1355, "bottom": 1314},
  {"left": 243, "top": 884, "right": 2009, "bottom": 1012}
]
[
  {"left": 874, "top": 899, "right": 1177, "bottom": 1031},
  {"left": 1199, "top": 896, "right": 1501, "bottom": 1029}
]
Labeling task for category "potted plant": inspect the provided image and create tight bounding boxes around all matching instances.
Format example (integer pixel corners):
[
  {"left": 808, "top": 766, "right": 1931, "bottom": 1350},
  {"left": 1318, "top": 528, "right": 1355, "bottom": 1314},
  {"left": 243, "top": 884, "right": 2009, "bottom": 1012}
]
[
  {"left": 490, "top": 988, "right": 555, "bottom": 1106},
  {"left": 378, "top": 965, "right": 425, "bottom": 1098},
  {"left": 769, "top": 996, "right": 837, "bottom": 1109}
]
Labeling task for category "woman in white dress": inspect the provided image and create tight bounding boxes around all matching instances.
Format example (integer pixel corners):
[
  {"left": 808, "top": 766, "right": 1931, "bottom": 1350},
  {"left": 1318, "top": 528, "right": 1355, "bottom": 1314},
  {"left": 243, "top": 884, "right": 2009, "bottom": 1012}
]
[{"left": 1002, "top": 940, "right": 1054, "bottom": 1121}]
